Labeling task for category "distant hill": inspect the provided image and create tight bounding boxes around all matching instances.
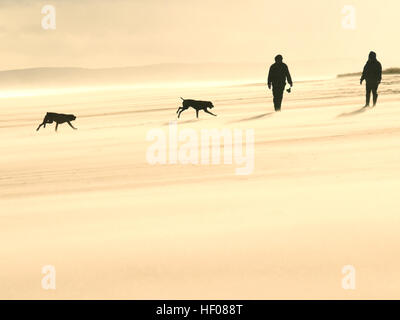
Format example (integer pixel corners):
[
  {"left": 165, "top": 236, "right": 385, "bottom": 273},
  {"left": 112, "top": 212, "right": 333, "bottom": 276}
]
[
  {"left": 337, "top": 68, "right": 400, "bottom": 78},
  {"left": 0, "top": 63, "right": 267, "bottom": 89},
  {"left": 0, "top": 61, "right": 384, "bottom": 89}
]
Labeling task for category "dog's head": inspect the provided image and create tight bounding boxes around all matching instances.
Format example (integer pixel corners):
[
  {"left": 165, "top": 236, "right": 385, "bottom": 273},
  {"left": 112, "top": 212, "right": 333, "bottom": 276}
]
[
  {"left": 44, "top": 113, "right": 53, "bottom": 123},
  {"left": 206, "top": 101, "right": 214, "bottom": 109},
  {"left": 68, "top": 114, "right": 77, "bottom": 121}
]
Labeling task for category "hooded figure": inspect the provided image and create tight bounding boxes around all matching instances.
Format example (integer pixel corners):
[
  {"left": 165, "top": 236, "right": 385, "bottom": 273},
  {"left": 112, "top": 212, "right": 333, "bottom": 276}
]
[
  {"left": 360, "top": 51, "right": 382, "bottom": 107},
  {"left": 268, "top": 55, "right": 293, "bottom": 112}
]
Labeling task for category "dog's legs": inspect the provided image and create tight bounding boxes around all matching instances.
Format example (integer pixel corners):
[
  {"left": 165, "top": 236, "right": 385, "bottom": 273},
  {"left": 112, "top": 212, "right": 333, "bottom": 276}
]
[
  {"left": 67, "top": 121, "right": 77, "bottom": 130},
  {"left": 204, "top": 109, "right": 217, "bottom": 116},
  {"left": 55, "top": 122, "right": 59, "bottom": 131},
  {"left": 43, "top": 116, "right": 49, "bottom": 129},
  {"left": 36, "top": 123, "right": 45, "bottom": 131},
  {"left": 178, "top": 110, "right": 184, "bottom": 118},
  {"left": 176, "top": 107, "right": 182, "bottom": 114},
  {"left": 196, "top": 109, "right": 199, "bottom": 118}
]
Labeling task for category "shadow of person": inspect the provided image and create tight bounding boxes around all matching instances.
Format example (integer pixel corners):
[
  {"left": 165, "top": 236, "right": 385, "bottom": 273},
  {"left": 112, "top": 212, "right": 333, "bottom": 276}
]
[
  {"left": 337, "top": 106, "right": 369, "bottom": 118},
  {"left": 229, "top": 112, "right": 274, "bottom": 123}
]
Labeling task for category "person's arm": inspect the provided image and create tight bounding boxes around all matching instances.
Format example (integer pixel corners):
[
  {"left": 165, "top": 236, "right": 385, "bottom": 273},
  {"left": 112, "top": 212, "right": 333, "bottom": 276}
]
[
  {"left": 378, "top": 62, "right": 382, "bottom": 84},
  {"left": 285, "top": 65, "right": 293, "bottom": 87},
  {"left": 360, "top": 63, "right": 367, "bottom": 84},
  {"left": 267, "top": 66, "right": 272, "bottom": 89}
]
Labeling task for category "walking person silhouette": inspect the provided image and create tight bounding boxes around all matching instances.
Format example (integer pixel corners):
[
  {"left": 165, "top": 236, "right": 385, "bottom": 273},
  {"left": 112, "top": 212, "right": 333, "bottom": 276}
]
[
  {"left": 360, "top": 51, "right": 382, "bottom": 107},
  {"left": 267, "top": 55, "right": 293, "bottom": 112}
]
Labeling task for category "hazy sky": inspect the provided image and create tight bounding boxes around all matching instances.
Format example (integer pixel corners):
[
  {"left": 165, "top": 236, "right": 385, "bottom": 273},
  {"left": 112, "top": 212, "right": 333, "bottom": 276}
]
[{"left": 0, "top": 0, "right": 398, "bottom": 71}]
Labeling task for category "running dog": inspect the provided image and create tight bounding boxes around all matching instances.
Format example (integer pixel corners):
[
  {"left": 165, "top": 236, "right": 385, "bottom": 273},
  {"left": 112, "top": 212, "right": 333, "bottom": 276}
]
[
  {"left": 36, "top": 112, "right": 77, "bottom": 131},
  {"left": 176, "top": 97, "right": 217, "bottom": 118}
]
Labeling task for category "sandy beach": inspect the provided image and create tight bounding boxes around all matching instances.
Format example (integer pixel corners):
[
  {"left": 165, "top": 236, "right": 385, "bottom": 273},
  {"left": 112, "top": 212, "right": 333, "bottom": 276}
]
[{"left": 1, "top": 74, "right": 399, "bottom": 299}]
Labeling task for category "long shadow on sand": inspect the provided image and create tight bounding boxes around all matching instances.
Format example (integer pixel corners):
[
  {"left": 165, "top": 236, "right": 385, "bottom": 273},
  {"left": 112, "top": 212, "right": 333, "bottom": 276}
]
[
  {"left": 337, "top": 106, "right": 371, "bottom": 118},
  {"left": 163, "top": 119, "right": 201, "bottom": 126},
  {"left": 228, "top": 112, "right": 274, "bottom": 124}
]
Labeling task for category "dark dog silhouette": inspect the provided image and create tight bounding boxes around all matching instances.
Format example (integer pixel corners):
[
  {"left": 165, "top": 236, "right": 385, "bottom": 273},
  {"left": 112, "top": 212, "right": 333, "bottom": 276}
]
[
  {"left": 176, "top": 97, "right": 217, "bottom": 118},
  {"left": 36, "top": 112, "right": 77, "bottom": 131}
]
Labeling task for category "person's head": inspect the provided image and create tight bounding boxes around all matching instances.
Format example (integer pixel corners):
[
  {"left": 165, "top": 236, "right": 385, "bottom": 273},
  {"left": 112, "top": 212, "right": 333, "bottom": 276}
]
[
  {"left": 275, "top": 54, "right": 283, "bottom": 63},
  {"left": 368, "top": 51, "right": 377, "bottom": 61}
]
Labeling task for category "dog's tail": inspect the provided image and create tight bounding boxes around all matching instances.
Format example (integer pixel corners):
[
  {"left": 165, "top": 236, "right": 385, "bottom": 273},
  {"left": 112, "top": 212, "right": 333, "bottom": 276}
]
[{"left": 180, "top": 97, "right": 185, "bottom": 101}]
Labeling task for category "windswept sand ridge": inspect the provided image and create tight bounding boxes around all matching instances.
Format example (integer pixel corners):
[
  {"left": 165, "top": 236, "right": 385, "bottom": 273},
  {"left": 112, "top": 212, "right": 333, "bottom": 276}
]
[{"left": 1, "top": 76, "right": 400, "bottom": 298}]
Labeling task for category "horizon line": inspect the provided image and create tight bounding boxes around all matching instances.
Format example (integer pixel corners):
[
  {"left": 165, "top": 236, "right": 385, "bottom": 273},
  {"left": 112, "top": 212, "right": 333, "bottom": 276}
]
[{"left": 0, "top": 58, "right": 368, "bottom": 73}]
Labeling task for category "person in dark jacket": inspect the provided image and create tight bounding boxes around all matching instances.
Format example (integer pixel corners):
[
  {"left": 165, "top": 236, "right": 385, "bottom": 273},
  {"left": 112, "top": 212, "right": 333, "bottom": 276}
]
[
  {"left": 360, "top": 51, "right": 382, "bottom": 107},
  {"left": 268, "top": 55, "right": 293, "bottom": 112}
]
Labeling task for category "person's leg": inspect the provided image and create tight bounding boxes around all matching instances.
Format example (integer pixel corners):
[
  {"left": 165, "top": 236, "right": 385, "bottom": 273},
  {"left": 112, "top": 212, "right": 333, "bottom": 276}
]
[
  {"left": 365, "top": 82, "right": 372, "bottom": 107},
  {"left": 272, "top": 86, "right": 278, "bottom": 111},
  {"left": 276, "top": 86, "right": 284, "bottom": 111},
  {"left": 372, "top": 82, "right": 379, "bottom": 106},
  {"left": 272, "top": 85, "right": 284, "bottom": 112}
]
